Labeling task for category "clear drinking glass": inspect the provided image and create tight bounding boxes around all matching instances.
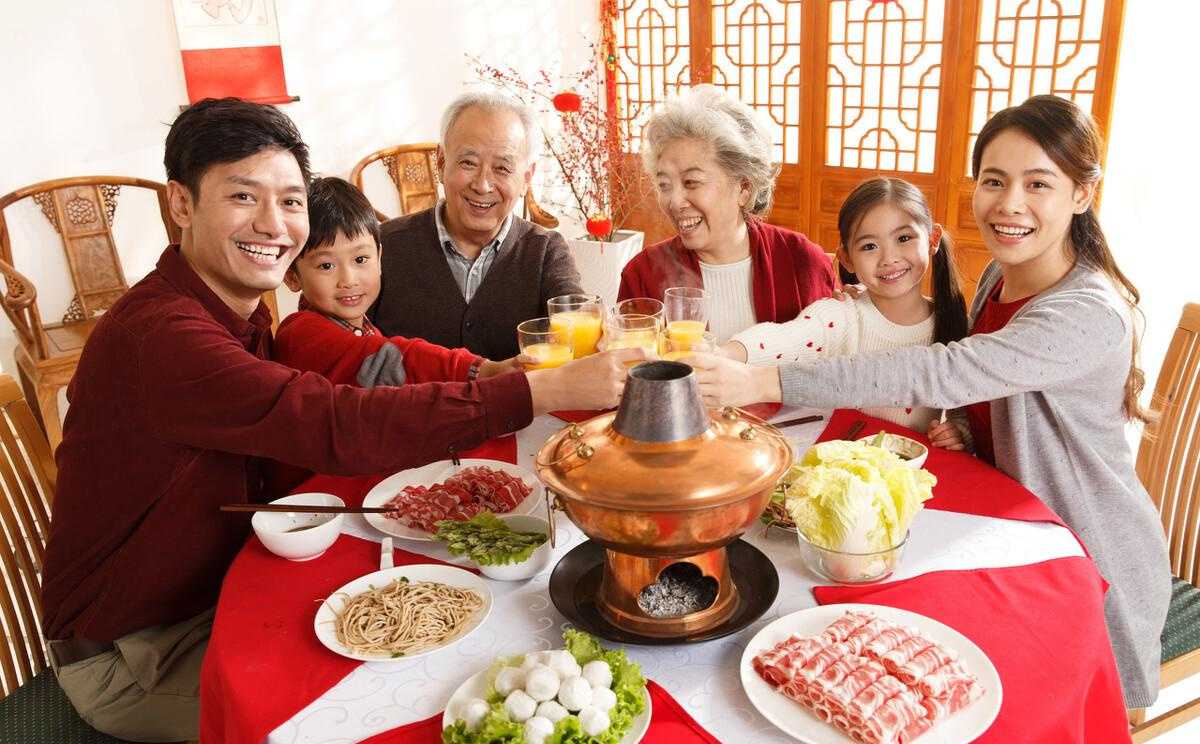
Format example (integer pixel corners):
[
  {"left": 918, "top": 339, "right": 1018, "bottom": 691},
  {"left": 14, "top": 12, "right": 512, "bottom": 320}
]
[
  {"left": 661, "top": 330, "right": 715, "bottom": 362},
  {"left": 547, "top": 293, "right": 603, "bottom": 358},
  {"left": 517, "top": 317, "right": 573, "bottom": 369},
  {"left": 663, "top": 287, "right": 709, "bottom": 353},
  {"left": 614, "top": 297, "right": 664, "bottom": 331},
  {"left": 603, "top": 313, "right": 659, "bottom": 367}
]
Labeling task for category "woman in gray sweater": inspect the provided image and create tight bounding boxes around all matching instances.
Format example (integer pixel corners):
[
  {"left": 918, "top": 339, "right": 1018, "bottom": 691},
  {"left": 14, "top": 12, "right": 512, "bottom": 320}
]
[{"left": 691, "top": 95, "right": 1171, "bottom": 709}]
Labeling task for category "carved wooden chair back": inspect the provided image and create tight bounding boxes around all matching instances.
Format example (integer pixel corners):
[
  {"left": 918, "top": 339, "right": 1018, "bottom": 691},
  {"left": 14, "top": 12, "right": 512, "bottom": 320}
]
[{"left": 0, "top": 176, "right": 179, "bottom": 361}]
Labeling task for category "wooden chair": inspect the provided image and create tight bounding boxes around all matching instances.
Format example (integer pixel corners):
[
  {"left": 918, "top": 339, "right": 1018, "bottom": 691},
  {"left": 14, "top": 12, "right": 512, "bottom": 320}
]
[
  {"left": 0, "top": 176, "right": 180, "bottom": 450},
  {"left": 0, "top": 372, "right": 191, "bottom": 743},
  {"left": 349, "top": 143, "right": 559, "bottom": 228},
  {"left": 1130, "top": 303, "right": 1200, "bottom": 741}
]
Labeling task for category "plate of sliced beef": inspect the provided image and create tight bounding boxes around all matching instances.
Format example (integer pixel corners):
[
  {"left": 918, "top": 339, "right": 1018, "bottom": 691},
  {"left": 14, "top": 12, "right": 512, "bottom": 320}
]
[
  {"left": 361, "top": 459, "right": 543, "bottom": 541},
  {"left": 740, "top": 604, "right": 1000, "bottom": 743}
]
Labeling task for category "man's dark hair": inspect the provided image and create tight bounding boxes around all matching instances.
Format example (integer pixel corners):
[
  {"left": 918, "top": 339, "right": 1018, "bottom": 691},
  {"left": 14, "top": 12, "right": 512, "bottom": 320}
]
[
  {"left": 164, "top": 97, "right": 311, "bottom": 197},
  {"left": 299, "top": 177, "right": 381, "bottom": 257}
]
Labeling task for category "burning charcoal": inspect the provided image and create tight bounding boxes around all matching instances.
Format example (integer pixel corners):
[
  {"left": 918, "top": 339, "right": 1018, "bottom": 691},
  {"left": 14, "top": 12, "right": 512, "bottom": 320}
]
[{"left": 636, "top": 563, "right": 719, "bottom": 618}]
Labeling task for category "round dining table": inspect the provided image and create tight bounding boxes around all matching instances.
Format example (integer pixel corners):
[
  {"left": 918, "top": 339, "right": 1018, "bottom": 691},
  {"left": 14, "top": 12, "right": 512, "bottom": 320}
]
[{"left": 200, "top": 407, "right": 1130, "bottom": 744}]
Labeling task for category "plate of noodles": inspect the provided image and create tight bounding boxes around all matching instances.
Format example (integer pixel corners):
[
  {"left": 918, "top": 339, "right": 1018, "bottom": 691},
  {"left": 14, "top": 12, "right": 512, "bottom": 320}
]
[
  {"left": 362, "top": 458, "right": 545, "bottom": 542},
  {"left": 314, "top": 564, "right": 492, "bottom": 662}
]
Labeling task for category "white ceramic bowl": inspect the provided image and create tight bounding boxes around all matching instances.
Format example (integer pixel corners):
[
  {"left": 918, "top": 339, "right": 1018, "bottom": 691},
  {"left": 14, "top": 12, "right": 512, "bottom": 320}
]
[
  {"left": 251, "top": 493, "right": 344, "bottom": 561},
  {"left": 859, "top": 432, "right": 929, "bottom": 469},
  {"left": 475, "top": 514, "right": 554, "bottom": 581}
]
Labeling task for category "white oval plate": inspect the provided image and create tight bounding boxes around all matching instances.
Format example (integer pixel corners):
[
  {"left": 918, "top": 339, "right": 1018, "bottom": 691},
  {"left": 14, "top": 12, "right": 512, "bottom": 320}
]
[
  {"left": 740, "top": 603, "right": 1002, "bottom": 743},
  {"left": 314, "top": 564, "right": 491, "bottom": 662},
  {"left": 362, "top": 458, "right": 545, "bottom": 541},
  {"left": 442, "top": 666, "right": 652, "bottom": 743}
]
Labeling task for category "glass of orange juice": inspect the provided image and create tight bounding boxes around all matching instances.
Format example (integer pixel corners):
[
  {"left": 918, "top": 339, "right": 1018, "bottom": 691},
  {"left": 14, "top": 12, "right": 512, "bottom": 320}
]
[
  {"left": 547, "top": 293, "right": 603, "bottom": 358},
  {"left": 664, "top": 287, "right": 709, "bottom": 352},
  {"left": 517, "top": 317, "right": 573, "bottom": 369},
  {"left": 603, "top": 313, "right": 659, "bottom": 368},
  {"left": 661, "top": 330, "right": 715, "bottom": 362},
  {"left": 615, "top": 298, "right": 664, "bottom": 332}
]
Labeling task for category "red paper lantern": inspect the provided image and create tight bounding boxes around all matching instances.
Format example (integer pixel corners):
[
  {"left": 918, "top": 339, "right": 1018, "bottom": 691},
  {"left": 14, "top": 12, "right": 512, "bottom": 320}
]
[
  {"left": 586, "top": 216, "right": 613, "bottom": 238},
  {"left": 552, "top": 91, "right": 582, "bottom": 113}
]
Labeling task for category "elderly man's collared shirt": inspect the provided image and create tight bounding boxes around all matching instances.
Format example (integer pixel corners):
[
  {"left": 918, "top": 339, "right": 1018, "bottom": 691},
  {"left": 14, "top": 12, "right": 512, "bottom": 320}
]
[{"left": 434, "top": 199, "right": 513, "bottom": 302}]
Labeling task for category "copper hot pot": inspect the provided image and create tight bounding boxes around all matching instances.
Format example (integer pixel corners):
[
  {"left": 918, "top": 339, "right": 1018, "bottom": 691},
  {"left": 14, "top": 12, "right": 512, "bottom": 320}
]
[{"left": 536, "top": 361, "right": 792, "bottom": 637}]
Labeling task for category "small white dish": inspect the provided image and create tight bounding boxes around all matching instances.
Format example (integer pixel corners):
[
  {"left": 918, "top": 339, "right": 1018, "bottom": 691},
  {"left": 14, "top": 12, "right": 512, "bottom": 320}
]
[
  {"left": 314, "top": 564, "right": 492, "bottom": 662},
  {"left": 474, "top": 514, "right": 554, "bottom": 581},
  {"left": 361, "top": 458, "right": 544, "bottom": 541},
  {"left": 251, "top": 493, "right": 344, "bottom": 561},
  {"left": 740, "top": 603, "right": 1001, "bottom": 743},
  {"left": 443, "top": 665, "right": 651, "bottom": 743},
  {"left": 859, "top": 431, "right": 930, "bottom": 469}
]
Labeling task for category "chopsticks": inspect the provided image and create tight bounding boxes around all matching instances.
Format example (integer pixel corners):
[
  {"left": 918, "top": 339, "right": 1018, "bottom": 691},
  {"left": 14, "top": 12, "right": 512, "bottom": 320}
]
[
  {"left": 219, "top": 503, "right": 399, "bottom": 515},
  {"left": 842, "top": 420, "right": 866, "bottom": 439},
  {"left": 771, "top": 414, "right": 824, "bottom": 429}
]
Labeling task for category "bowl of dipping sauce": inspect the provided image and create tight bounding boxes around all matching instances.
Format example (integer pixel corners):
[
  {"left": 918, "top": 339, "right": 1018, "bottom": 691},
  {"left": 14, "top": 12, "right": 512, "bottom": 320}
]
[
  {"left": 859, "top": 432, "right": 929, "bottom": 469},
  {"left": 251, "top": 493, "right": 344, "bottom": 561}
]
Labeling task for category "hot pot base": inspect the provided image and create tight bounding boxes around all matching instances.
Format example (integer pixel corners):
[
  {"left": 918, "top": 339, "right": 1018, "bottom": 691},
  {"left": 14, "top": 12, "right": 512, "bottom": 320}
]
[{"left": 548, "top": 539, "right": 779, "bottom": 645}]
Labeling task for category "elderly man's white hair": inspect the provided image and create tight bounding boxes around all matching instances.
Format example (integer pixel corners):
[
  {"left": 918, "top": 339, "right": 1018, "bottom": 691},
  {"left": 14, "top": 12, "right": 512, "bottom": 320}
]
[
  {"left": 641, "top": 84, "right": 781, "bottom": 216},
  {"left": 439, "top": 90, "right": 541, "bottom": 163}
]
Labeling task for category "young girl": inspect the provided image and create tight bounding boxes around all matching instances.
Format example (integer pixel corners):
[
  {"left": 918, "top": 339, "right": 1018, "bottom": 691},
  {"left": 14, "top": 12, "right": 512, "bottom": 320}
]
[
  {"left": 693, "top": 95, "right": 1171, "bottom": 709},
  {"left": 721, "top": 177, "right": 970, "bottom": 449}
]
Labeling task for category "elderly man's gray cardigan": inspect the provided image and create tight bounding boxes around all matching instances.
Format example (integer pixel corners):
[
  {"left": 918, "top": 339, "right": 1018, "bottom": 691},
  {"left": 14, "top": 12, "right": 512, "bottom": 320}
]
[{"left": 370, "top": 208, "right": 582, "bottom": 360}]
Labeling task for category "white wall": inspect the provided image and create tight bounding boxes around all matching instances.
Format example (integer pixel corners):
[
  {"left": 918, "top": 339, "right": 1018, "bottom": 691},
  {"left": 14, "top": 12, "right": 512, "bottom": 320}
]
[
  {"left": 1103, "top": 2, "right": 1200, "bottom": 425},
  {"left": 0, "top": 0, "right": 598, "bottom": 371}
]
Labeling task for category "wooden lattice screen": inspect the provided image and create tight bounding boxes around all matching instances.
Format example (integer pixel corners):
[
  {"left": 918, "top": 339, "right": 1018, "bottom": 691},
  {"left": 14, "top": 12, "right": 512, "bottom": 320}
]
[{"left": 607, "top": 0, "right": 1126, "bottom": 298}]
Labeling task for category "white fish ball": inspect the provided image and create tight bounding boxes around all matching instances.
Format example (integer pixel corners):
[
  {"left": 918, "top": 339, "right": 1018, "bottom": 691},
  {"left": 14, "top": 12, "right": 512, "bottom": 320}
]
[
  {"left": 460, "top": 698, "right": 491, "bottom": 730},
  {"left": 523, "top": 715, "right": 555, "bottom": 744},
  {"left": 581, "top": 659, "right": 613, "bottom": 690},
  {"left": 535, "top": 699, "right": 569, "bottom": 723},
  {"left": 524, "top": 665, "right": 561, "bottom": 702},
  {"left": 557, "top": 675, "right": 593, "bottom": 712},
  {"left": 494, "top": 666, "right": 526, "bottom": 696},
  {"left": 521, "top": 650, "right": 553, "bottom": 669},
  {"left": 590, "top": 686, "right": 617, "bottom": 712},
  {"left": 547, "top": 649, "right": 582, "bottom": 679},
  {"left": 578, "top": 706, "right": 611, "bottom": 737},
  {"left": 503, "top": 689, "right": 536, "bottom": 722}
]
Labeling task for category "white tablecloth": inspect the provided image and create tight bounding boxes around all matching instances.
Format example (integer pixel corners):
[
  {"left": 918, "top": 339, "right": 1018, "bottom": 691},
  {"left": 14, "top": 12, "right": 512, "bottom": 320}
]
[{"left": 267, "top": 409, "right": 1083, "bottom": 743}]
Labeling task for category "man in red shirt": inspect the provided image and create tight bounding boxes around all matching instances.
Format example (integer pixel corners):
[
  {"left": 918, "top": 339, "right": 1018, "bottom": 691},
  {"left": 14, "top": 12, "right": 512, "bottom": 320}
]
[{"left": 40, "top": 98, "right": 636, "bottom": 741}]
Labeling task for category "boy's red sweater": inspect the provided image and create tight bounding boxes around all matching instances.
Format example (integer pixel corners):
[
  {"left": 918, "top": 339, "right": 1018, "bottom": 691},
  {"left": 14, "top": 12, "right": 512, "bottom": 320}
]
[{"left": 268, "top": 309, "right": 482, "bottom": 494}]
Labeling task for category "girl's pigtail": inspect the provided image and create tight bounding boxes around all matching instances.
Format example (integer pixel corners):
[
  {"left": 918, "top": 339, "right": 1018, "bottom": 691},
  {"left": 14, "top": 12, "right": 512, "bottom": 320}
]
[{"left": 930, "top": 233, "right": 969, "bottom": 345}]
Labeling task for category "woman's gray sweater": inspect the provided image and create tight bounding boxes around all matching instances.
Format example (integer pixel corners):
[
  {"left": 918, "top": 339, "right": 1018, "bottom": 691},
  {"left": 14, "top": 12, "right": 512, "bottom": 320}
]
[{"left": 778, "top": 261, "right": 1171, "bottom": 707}]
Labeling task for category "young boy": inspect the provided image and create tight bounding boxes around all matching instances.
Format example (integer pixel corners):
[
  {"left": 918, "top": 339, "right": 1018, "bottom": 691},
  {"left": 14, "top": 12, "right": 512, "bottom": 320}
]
[{"left": 271, "top": 177, "right": 524, "bottom": 492}]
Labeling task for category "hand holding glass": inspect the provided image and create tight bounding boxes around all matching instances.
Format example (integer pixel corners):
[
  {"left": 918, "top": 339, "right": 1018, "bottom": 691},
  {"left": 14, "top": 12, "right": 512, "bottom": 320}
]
[{"left": 517, "top": 317, "right": 573, "bottom": 369}]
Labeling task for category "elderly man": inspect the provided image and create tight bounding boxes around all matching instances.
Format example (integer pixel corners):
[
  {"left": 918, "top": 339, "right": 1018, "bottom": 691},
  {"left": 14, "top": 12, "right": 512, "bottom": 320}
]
[{"left": 369, "top": 92, "right": 582, "bottom": 359}]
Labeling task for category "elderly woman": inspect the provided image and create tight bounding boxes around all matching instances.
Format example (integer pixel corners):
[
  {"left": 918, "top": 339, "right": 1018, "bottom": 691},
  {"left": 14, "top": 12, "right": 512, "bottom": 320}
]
[{"left": 617, "top": 85, "right": 834, "bottom": 342}]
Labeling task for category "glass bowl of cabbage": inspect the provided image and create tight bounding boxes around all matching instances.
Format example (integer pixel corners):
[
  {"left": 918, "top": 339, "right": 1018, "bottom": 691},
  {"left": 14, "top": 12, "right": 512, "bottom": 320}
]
[
  {"left": 796, "top": 529, "right": 909, "bottom": 583},
  {"left": 781, "top": 439, "right": 936, "bottom": 584}
]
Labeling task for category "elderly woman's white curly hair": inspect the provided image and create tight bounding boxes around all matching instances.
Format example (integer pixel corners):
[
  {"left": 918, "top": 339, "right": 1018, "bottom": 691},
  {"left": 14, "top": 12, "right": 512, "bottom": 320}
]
[{"left": 641, "top": 85, "right": 781, "bottom": 217}]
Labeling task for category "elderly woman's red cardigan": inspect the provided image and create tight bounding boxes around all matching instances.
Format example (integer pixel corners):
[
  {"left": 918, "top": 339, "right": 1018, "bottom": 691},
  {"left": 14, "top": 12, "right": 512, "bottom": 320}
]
[{"left": 617, "top": 218, "right": 835, "bottom": 324}]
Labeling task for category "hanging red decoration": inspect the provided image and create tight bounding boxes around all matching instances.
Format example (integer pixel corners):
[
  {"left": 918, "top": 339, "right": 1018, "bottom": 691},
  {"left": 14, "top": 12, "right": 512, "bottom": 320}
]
[
  {"left": 552, "top": 91, "right": 583, "bottom": 113},
  {"left": 585, "top": 216, "right": 613, "bottom": 239}
]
